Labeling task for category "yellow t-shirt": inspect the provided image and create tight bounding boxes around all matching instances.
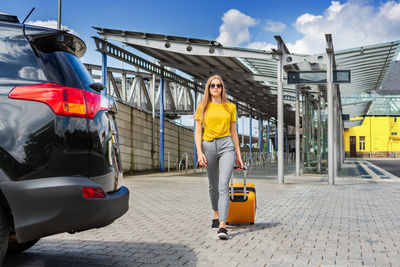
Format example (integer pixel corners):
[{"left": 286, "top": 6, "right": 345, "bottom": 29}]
[{"left": 195, "top": 102, "right": 237, "bottom": 141}]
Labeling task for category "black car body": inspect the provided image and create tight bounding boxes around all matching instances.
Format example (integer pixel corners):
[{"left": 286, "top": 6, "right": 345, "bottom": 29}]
[{"left": 0, "top": 12, "right": 129, "bottom": 259}]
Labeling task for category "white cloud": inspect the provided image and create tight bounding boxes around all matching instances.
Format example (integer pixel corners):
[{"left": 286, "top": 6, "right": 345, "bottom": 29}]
[
  {"left": 216, "top": 9, "right": 257, "bottom": 46},
  {"left": 264, "top": 19, "right": 286, "bottom": 32},
  {"left": 246, "top": 41, "right": 276, "bottom": 52},
  {"left": 26, "top": 20, "right": 79, "bottom": 36},
  {"left": 286, "top": 0, "right": 400, "bottom": 58},
  {"left": 217, "top": 1, "right": 400, "bottom": 60}
]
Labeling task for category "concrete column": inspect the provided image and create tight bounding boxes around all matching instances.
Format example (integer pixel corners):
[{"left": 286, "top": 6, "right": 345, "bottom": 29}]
[
  {"left": 317, "top": 90, "right": 322, "bottom": 173},
  {"left": 295, "top": 85, "right": 300, "bottom": 176}
]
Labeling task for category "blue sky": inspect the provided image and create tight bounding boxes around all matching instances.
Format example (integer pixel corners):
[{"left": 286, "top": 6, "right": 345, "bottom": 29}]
[
  {"left": 4, "top": 0, "right": 400, "bottom": 67},
  {"left": 3, "top": 0, "right": 400, "bottom": 135}
]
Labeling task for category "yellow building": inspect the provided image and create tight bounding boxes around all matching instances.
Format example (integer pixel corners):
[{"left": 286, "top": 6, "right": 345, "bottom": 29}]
[{"left": 344, "top": 116, "right": 400, "bottom": 157}]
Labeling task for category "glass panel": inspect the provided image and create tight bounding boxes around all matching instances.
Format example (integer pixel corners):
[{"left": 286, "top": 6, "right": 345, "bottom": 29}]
[{"left": 0, "top": 26, "right": 46, "bottom": 83}]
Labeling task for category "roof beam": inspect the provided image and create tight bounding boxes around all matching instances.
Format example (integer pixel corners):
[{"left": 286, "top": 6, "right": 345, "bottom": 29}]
[{"left": 97, "top": 32, "right": 274, "bottom": 60}]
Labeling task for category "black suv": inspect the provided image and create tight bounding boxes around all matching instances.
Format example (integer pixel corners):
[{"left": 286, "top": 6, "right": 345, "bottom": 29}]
[{"left": 0, "top": 12, "right": 129, "bottom": 261}]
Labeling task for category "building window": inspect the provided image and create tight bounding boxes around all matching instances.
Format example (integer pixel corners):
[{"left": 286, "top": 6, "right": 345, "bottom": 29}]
[{"left": 359, "top": 136, "right": 365, "bottom": 150}]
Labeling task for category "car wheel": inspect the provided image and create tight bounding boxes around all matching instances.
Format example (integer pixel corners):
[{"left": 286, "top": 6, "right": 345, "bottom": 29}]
[
  {"left": 0, "top": 207, "right": 10, "bottom": 262},
  {"left": 6, "top": 231, "right": 39, "bottom": 255}
]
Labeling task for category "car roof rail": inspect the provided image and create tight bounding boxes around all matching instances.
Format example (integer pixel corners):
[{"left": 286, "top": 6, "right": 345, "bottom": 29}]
[{"left": 0, "top": 12, "right": 19, "bottom": 23}]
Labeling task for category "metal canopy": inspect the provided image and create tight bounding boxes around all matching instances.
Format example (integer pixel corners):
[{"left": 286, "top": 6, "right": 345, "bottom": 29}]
[
  {"left": 342, "top": 100, "right": 373, "bottom": 118},
  {"left": 95, "top": 27, "right": 400, "bottom": 121},
  {"left": 336, "top": 41, "right": 400, "bottom": 96},
  {"left": 344, "top": 119, "right": 364, "bottom": 129},
  {"left": 95, "top": 27, "right": 295, "bottom": 123}
]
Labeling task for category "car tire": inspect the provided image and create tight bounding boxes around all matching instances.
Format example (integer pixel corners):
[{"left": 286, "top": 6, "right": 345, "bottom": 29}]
[
  {"left": 0, "top": 207, "right": 10, "bottom": 262},
  {"left": 6, "top": 232, "right": 39, "bottom": 255}
]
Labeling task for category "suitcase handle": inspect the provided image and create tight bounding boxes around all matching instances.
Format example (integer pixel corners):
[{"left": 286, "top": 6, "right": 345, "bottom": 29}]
[{"left": 231, "top": 166, "right": 247, "bottom": 201}]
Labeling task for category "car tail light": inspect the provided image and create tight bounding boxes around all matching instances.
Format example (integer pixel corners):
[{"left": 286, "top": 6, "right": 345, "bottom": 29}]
[
  {"left": 9, "top": 83, "right": 108, "bottom": 119},
  {"left": 82, "top": 187, "right": 106, "bottom": 199}
]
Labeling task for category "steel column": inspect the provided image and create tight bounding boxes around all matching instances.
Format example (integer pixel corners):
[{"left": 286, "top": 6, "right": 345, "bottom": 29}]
[
  {"left": 101, "top": 47, "right": 108, "bottom": 96},
  {"left": 326, "top": 35, "right": 335, "bottom": 185},
  {"left": 259, "top": 116, "right": 263, "bottom": 153},
  {"left": 151, "top": 74, "right": 156, "bottom": 166},
  {"left": 267, "top": 120, "right": 270, "bottom": 155},
  {"left": 160, "top": 77, "right": 165, "bottom": 172},
  {"left": 193, "top": 92, "right": 197, "bottom": 167},
  {"left": 277, "top": 49, "right": 284, "bottom": 184},
  {"left": 242, "top": 116, "right": 245, "bottom": 147},
  {"left": 285, "top": 126, "right": 288, "bottom": 162},
  {"left": 236, "top": 103, "right": 239, "bottom": 136},
  {"left": 57, "top": 0, "right": 62, "bottom": 30},
  {"left": 333, "top": 87, "right": 338, "bottom": 177},
  {"left": 249, "top": 112, "right": 253, "bottom": 155},
  {"left": 295, "top": 85, "right": 300, "bottom": 176},
  {"left": 317, "top": 90, "right": 322, "bottom": 173},
  {"left": 275, "top": 121, "right": 278, "bottom": 158}
]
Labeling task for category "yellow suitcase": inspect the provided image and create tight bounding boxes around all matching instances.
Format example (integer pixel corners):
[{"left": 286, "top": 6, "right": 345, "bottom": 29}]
[{"left": 227, "top": 168, "right": 256, "bottom": 225}]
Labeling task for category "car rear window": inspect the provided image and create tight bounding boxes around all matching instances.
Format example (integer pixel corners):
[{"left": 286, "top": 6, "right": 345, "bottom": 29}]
[
  {"left": 36, "top": 50, "right": 94, "bottom": 90},
  {"left": 0, "top": 27, "right": 46, "bottom": 83}
]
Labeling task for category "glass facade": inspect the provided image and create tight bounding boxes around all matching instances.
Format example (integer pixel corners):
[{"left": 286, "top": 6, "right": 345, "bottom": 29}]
[{"left": 302, "top": 92, "right": 328, "bottom": 173}]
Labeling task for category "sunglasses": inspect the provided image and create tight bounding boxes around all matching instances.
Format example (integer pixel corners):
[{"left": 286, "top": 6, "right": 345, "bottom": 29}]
[{"left": 209, "top": 83, "right": 222, "bottom": 88}]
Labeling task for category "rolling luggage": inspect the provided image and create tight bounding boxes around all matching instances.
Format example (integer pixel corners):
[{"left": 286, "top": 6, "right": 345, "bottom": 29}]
[{"left": 226, "top": 167, "right": 256, "bottom": 225}]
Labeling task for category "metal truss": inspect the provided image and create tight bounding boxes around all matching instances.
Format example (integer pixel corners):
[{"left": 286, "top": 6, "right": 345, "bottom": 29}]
[
  {"left": 85, "top": 64, "right": 199, "bottom": 116},
  {"left": 92, "top": 37, "right": 270, "bottom": 119}
]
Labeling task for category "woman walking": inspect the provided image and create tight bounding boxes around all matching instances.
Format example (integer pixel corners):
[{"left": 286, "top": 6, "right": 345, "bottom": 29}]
[{"left": 195, "top": 74, "right": 243, "bottom": 240}]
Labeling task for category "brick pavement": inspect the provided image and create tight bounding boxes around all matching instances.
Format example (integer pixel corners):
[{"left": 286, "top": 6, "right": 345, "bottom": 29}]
[{"left": 4, "top": 160, "right": 400, "bottom": 267}]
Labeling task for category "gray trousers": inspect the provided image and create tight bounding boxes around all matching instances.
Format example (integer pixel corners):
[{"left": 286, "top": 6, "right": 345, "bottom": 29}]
[{"left": 203, "top": 136, "right": 235, "bottom": 222}]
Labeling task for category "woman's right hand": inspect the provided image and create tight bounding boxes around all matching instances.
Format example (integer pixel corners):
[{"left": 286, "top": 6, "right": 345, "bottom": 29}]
[{"left": 197, "top": 152, "right": 207, "bottom": 167}]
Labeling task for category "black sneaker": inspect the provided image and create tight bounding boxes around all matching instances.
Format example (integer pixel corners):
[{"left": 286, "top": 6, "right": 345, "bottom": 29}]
[
  {"left": 212, "top": 219, "right": 219, "bottom": 228},
  {"left": 217, "top": 228, "right": 228, "bottom": 240}
]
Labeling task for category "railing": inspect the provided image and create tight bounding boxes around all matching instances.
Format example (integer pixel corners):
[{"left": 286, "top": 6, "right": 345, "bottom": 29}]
[
  {"left": 168, "top": 151, "right": 276, "bottom": 173},
  {"left": 178, "top": 152, "right": 193, "bottom": 172},
  {"left": 167, "top": 151, "right": 207, "bottom": 173},
  {"left": 241, "top": 152, "right": 273, "bottom": 171}
]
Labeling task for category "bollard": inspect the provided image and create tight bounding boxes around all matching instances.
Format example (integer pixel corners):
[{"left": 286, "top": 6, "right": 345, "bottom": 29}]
[
  {"left": 185, "top": 153, "right": 188, "bottom": 173},
  {"left": 167, "top": 152, "right": 170, "bottom": 172}
]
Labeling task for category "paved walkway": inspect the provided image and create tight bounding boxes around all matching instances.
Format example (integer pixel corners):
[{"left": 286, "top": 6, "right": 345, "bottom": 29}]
[{"left": 4, "top": 160, "right": 400, "bottom": 266}]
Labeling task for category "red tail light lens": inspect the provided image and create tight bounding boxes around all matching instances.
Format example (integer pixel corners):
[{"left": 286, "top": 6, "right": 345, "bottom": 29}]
[
  {"left": 82, "top": 187, "right": 106, "bottom": 199},
  {"left": 9, "top": 83, "right": 108, "bottom": 119}
]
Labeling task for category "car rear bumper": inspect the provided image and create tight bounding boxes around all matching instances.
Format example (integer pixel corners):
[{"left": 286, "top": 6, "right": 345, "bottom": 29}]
[{"left": 0, "top": 177, "right": 129, "bottom": 242}]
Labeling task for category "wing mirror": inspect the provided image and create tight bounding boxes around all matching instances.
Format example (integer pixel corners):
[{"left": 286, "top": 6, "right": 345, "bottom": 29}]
[{"left": 89, "top": 82, "right": 105, "bottom": 93}]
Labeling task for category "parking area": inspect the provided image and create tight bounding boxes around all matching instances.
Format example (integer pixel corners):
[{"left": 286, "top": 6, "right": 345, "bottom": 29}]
[{"left": 4, "top": 160, "right": 400, "bottom": 266}]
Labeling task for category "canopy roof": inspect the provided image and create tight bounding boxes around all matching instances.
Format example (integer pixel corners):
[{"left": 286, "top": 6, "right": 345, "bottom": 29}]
[{"left": 95, "top": 27, "right": 400, "bottom": 123}]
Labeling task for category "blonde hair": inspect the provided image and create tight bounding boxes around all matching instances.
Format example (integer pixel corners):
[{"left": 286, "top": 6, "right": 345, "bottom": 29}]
[{"left": 198, "top": 75, "right": 230, "bottom": 124}]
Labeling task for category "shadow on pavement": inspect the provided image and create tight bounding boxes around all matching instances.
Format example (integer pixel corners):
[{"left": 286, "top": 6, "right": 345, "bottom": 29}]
[{"left": 3, "top": 240, "right": 198, "bottom": 267}]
